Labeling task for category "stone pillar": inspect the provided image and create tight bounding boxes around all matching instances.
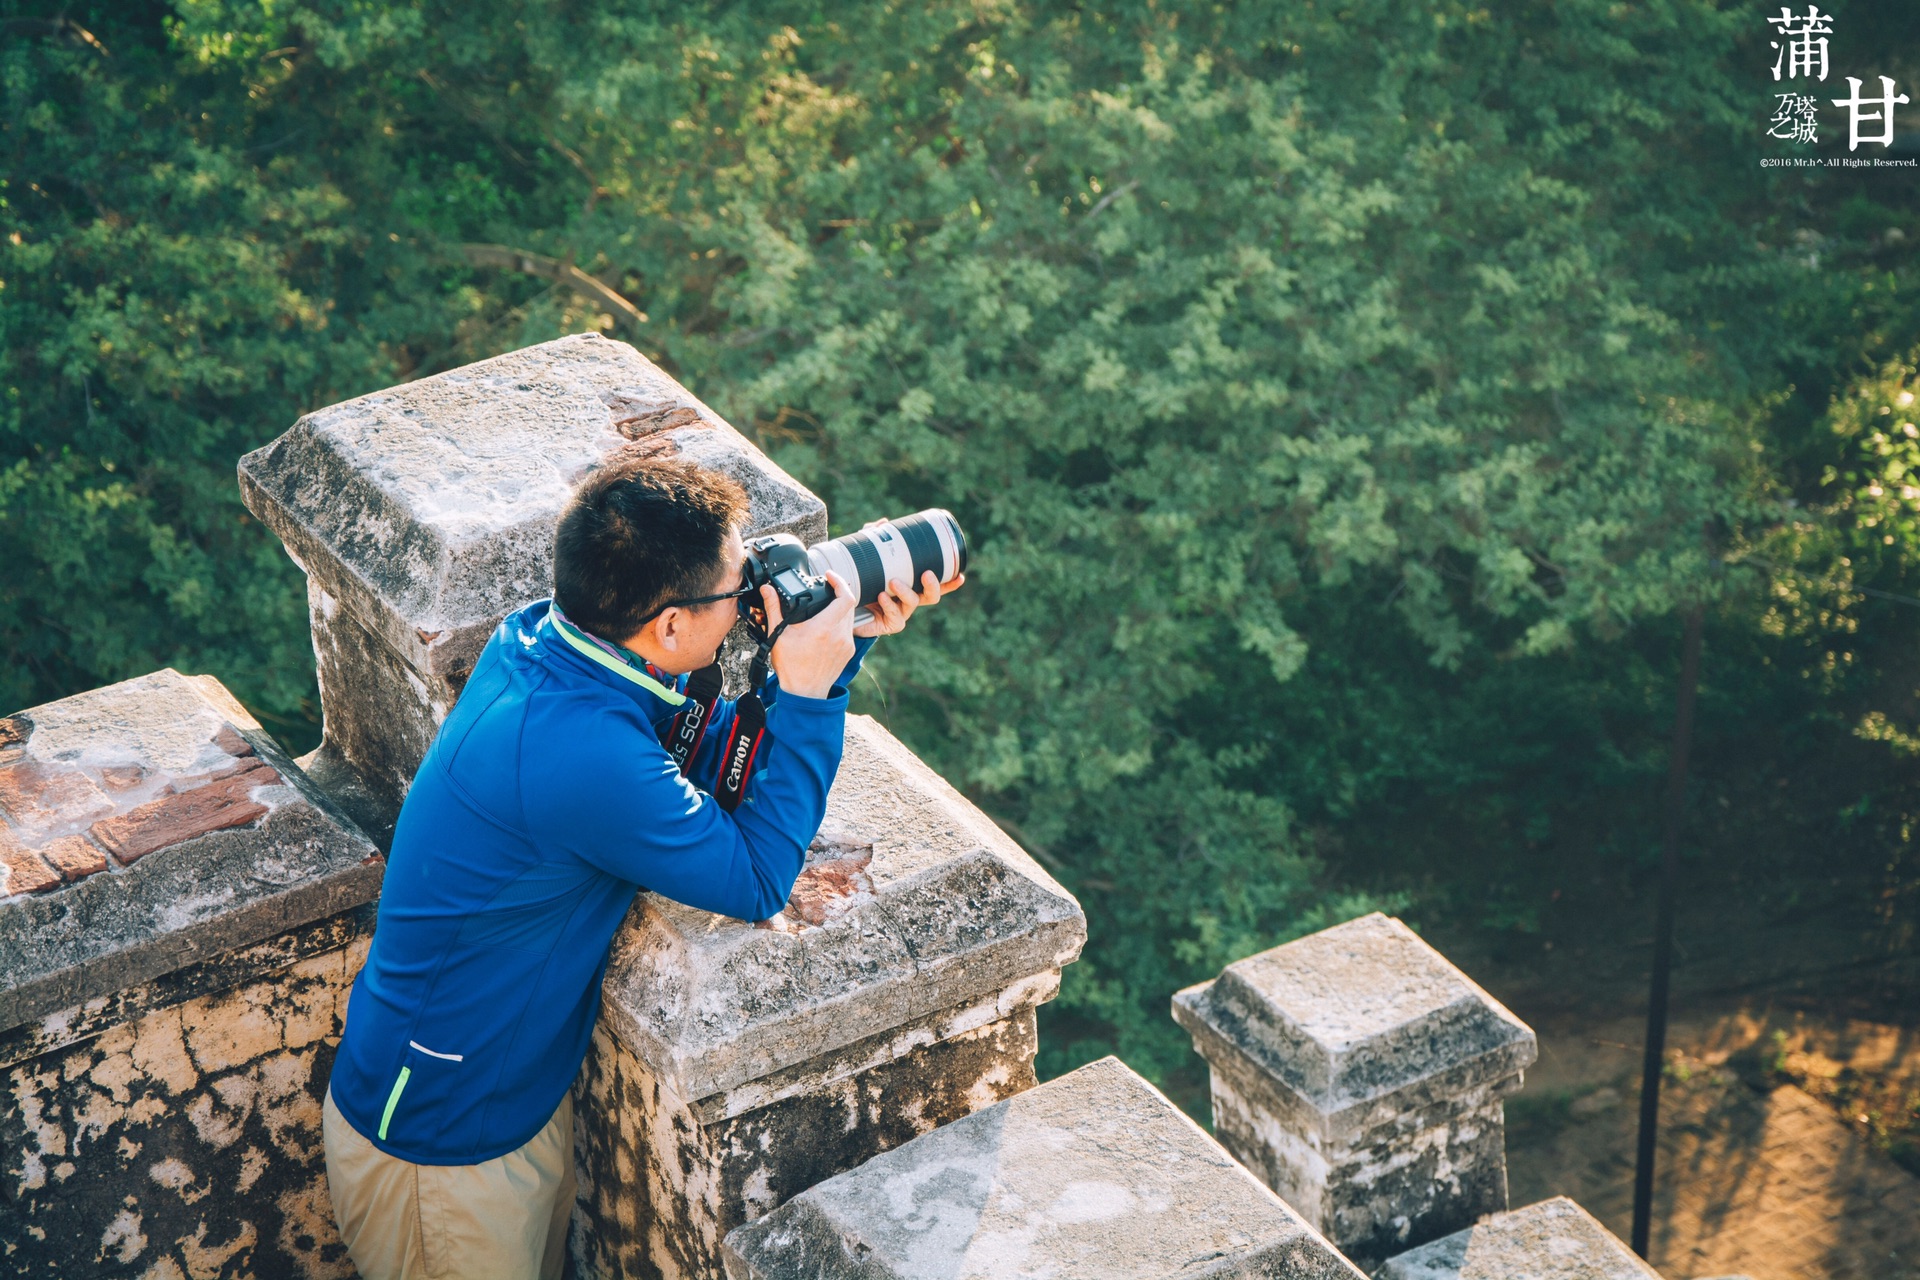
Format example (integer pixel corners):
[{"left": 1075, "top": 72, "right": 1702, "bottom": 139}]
[
  {"left": 1374, "top": 1197, "right": 1666, "bottom": 1279},
  {"left": 723, "top": 1055, "right": 1368, "bottom": 1279},
  {"left": 0, "top": 669, "right": 383, "bottom": 1279},
  {"left": 574, "top": 713, "right": 1085, "bottom": 1279},
  {"left": 1171, "top": 912, "right": 1537, "bottom": 1266},
  {"left": 239, "top": 335, "right": 1087, "bottom": 1277},
  {"left": 238, "top": 332, "right": 825, "bottom": 840}
]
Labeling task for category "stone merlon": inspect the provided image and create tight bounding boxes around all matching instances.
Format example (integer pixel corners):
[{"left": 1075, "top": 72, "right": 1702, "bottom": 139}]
[
  {"left": 600, "top": 713, "right": 1086, "bottom": 1117},
  {"left": 1374, "top": 1197, "right": 1666, "bottom": 1279},
  {"left": 238, "top": 333, "right": 825, "bottom": 821},
  {"left": 238, "top": 331, "right": 822, "bottom": 684},
  {"left": 1172, "top": 912, "right": 1537, "bottom": 1263},
  {"left": 0, "top": 669, "right": 382, "bottom": 1037},
  {"left": 572, "top": 713, "right": 1086, "bottom": 1278}
]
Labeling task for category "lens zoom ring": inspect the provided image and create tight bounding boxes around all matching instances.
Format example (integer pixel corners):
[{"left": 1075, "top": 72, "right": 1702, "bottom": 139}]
[
  {"left": 893, "top": 513, "right": 946, "bottom": 583},
  {"left": 843, "top": 532, "right": 888, "bottom": 602}
]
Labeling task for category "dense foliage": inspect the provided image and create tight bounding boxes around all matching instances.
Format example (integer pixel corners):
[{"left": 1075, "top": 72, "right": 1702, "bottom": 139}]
[{"left": 5, "top": 0, "right": 1917, "bottom": 1099}]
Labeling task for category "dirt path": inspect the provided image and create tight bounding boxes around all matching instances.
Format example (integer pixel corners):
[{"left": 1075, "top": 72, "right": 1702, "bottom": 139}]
[
  {"left": 1402, "top": 841, "right": 1920, "bottom": 1280},
  {"left": 1504, "top": 1003, "right": 1920, "bottom": 1279}
]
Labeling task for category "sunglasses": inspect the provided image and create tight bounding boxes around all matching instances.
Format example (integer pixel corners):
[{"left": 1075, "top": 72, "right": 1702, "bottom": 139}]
[{"left": 635, "top": 575, "right": 756, "bottom": 625}]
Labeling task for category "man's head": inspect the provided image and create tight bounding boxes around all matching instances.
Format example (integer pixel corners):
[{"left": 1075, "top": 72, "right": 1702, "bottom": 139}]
[{"left": 552, "top": 452, "right": 748, "bottom": 671}]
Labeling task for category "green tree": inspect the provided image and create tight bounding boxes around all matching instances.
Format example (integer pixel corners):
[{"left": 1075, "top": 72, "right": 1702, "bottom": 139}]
[{"left": 5, "top": 0, "right": 1917, "bottom": 1104}]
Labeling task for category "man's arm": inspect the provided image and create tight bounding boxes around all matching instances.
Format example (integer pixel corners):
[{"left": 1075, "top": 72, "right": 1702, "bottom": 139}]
[
  {"left": 529, "top": 570, "right": 870, "bottom": 922},
  {"left": 523, "top": 696, "right": 844, "bottom": 922}
]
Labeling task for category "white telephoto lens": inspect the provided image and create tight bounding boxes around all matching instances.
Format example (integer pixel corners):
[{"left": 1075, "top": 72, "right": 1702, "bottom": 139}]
[{"left": 807, "top": 510, "right": 968, "bottom": 622}]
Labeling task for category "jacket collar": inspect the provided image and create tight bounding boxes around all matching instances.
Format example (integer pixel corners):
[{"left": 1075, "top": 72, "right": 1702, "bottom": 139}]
[{"left": 539, "top": 604, "right": 687, "bottom": 707}]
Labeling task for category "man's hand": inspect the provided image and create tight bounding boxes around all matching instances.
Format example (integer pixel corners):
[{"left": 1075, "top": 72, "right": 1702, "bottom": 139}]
[
  {"left": 853, "top": 570, "right": 964, "bottom": 638},
  {"left": 763, "top": 571, "right": 857, "bottom": 699}
]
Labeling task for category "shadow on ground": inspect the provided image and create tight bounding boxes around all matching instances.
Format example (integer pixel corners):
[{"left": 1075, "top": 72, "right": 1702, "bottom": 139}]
[{"left": 1503, "top": 1004, "right": 1920, "bottom": 1280}]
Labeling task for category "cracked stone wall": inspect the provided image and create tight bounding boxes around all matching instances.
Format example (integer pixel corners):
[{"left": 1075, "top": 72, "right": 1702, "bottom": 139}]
[
  {"left": 0, "top": 670, "right": 383, "bottom": 1280},
  {"left": 572, "top": 1006, "right": 1038, "bottom": 1280},
  {"left": 2, "top": 915, "right": 371, "bottom": 1279}
]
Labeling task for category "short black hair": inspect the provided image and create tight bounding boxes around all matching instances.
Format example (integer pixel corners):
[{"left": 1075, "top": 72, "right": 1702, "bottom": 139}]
[{"left": 552, "top": 451, "right": 748, "bottom": 640}]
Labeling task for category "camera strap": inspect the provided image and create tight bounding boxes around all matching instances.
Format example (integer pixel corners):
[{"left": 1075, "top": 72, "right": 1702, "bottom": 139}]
[
  {"left": 710, "top": 637, "right": 778, "bottom": 812},
  {"left": 663, "top": 662, "right": 724, "bottom": 772}
]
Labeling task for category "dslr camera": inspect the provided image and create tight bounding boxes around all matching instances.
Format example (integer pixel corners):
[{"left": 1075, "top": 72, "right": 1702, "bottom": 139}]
[{"left": 739, "top": 509, "right": 968, "bottom": 632}]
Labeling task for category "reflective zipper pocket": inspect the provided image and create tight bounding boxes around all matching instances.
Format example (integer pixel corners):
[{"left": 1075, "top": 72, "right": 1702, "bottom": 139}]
[{"left": 377, "top": 1066, "right": 411, "bottom": 1142}]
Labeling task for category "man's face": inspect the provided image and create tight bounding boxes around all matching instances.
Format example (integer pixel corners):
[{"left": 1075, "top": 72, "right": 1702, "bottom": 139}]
[
  {"left": 672, "top": 526, "right": 747, "bottom": 672},
  {"left": 618, "top": 525, "right": 746, "bottom": 674}
]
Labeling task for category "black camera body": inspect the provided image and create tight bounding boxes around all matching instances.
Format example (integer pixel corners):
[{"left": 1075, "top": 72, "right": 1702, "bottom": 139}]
[
  {"left": 738, "top": 534, "right": 839, "bottom": 628},
  {"left": 737, "top": 509, "right": 969, "bottom": 633}
]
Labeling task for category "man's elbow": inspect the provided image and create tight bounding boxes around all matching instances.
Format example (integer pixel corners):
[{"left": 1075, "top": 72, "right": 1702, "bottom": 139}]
[
  {"left": 727, "top": 840, "right": 802, "bottom": 923},
  {"left": 740, "top": 872, "right": 797, "bottom": 924}
]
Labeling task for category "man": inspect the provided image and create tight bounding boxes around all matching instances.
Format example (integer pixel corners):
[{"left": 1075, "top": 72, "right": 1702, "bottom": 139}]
[{"left": 321, "top": 452, "right": 955, "bottom": 1280}]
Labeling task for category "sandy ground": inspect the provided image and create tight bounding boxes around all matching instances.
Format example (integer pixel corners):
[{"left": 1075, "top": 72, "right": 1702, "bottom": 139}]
[
  {"left": 1504, "top": 1003, "right": 1920, "bottom": 1279},
  {"left": 1377, "top": 786, "right": 1920, "bottom": 1280}
]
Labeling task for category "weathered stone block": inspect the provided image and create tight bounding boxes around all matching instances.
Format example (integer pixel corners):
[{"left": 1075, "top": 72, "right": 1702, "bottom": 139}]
[
  {"left": 0, "top": 670, "right": 383, "bottom": 1032},
  {"left": 1374, "top": 1197, "right": 1665, "bottom": 1279},
  {"left": 2, "top": 916, "right": 374, "bottom": 1280},
  {"left": 722, "top": 1055, "right": 1368, "bottom": 1280},
  {"left": 573, "top": 714, "right": 1087, "bottom": 1280},
  {"left": 239, "top": 333, "right": 827, "bottom": 826},
  {"left": 1171, "top": 913, "right": 1537, "bottom": 1265},
  {"left": 0, "top": 669, "right": 382, "bottom": 1279}
]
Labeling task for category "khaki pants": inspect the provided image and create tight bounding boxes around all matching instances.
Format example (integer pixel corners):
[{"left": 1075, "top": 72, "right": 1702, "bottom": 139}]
[{"left": 323, "top": 1086, "right": 576, "bottom": 1280}]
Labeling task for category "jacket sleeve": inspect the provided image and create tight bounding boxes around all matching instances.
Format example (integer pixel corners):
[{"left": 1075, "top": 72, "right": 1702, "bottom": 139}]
[{"left": 522, "top": 692, "right": 849, "bottom": 923}]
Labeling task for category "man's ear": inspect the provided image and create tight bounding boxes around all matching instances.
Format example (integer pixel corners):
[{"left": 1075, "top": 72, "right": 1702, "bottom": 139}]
[
  {"left": 649, "top": 609, "right": 682, "bottom": 653},
  {"left": 618, "top": 611, "right": 671, "bottom": 657}
]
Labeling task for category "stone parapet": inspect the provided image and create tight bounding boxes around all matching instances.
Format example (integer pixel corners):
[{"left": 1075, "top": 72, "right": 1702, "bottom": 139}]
[
  {"left": 574, "top": 713, "right": 1086, "bottom": 1279},
  {"left": 1374, "top": 1197, "right": 1665, "bottom": 1279},
  {"left": 722, "top": 1055, "right": 1367, "bottom": 1280},
  {"left": 1172, "top": 913, "right": 1537, "bottom": 1265},
  {"left": 234, "top": 333, "right": 1087, "bottom": 1278},
  {"left": 0, "top": 669, "right": 382, "bottom": 1033},
  {"left": 1, "top": 670, "right": 382, "bottom": 1279},
  {"left": 239, "top": 333, "right": 824, "bottom": 832}
]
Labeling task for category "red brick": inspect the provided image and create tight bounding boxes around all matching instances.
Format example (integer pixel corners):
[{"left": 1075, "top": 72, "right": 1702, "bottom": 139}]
[
  {"left": 612, "top": 405, "right": 703, "bottom": 440},
  {"left": 90, "top": 763, "right": 277, "bottom": 866},
  {"left": 212, "top": 725, "right": 255, "bottom": 758},
  {"left": 97, "top": 764, "right": 151, "bottom": 793},
  {"left": 40, "top": 833, "right": 110, "bottom": 881},
  {"left": 0, "top": 716, "right": 31, "bottom": 767},
  {"left": 0, "top": 761, "right": 114, "bottom": 835},
  {"left": 208, "top": 754, "right": 280, "bottom": 782},
  {"left": 774, "top": 854, "right": 875, "bottom": 927},
  {"left": 1, "top": 841, "right": 61, "bottom": 896}
]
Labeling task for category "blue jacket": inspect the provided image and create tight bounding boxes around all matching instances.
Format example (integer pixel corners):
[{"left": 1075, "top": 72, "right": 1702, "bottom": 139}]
[{"left": 329, "top": 600, "right": 870, "bottom": 1164}]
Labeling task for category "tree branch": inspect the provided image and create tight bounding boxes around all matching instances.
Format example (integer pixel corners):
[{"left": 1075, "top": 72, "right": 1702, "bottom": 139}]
[
  {"left": 1083, "top": 178, "right": 1140, "bottom": 222},
  {"left": 3, "top": 17, "right": 110, "bottom": 56},
  {"left": 544, "top": 136, "right": 608, "bottom": 218},
  {"left": 457, "top": 244, "right": 647, "bottom": 331}
]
